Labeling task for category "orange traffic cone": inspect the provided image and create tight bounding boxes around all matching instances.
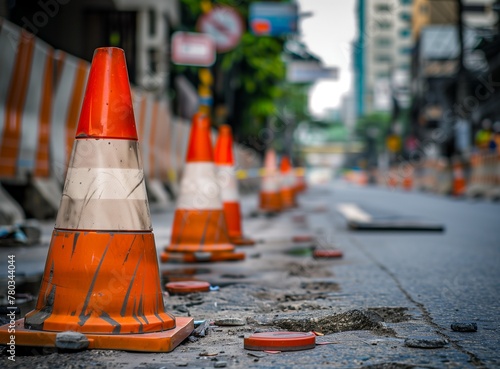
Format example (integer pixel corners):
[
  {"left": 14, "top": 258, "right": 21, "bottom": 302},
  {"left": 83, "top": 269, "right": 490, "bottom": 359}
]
[
  {"left": 0, "top": 47, "right": 193, "bottom": 351},
  {"left": 215, "top": 125, "right": 255, "bottom": 246},
  {"left": 452, "top": 157, "right": 466, "bottom": 197},
  {"left": 161, "top": 113, "right": 245, "bottom": 263},
  {"left": 280, "top": 155, "right": 297, "bottom": 209},
  {"left": 259, "top": 148, "right": 282, "bottom": 212},
  {"left": 401, "top": 170, "right": 413, "bottom": 191},
  {"left": 295, "top": 167, "right": 307, "bottom": 193}
]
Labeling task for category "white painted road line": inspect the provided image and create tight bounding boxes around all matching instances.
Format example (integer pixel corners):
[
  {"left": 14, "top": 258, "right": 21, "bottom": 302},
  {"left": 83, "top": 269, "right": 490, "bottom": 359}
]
[{"left": 337, "top": 203, "right": 372, "bottom": 223}]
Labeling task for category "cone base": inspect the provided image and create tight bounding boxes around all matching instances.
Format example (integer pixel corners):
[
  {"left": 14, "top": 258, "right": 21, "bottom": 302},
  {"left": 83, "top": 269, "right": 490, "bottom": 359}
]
[
  {"left": 0, "top": 317, "right": 193, "bottom": 352},
  {"left": 280, "top": 188, "right": 297, "bottom": 209},
  {"left": 313, "top": 249, "right": 344, "bottom": 259},
  {"left": 160, "top": 250, "right": 245, "bottom": 263},
  {"left": 229, "top": 235, "right": 256, "bottom": 246},
  {"left": 259, "top": 192, "right": 282, "bottom": 212},
  {"left": 168, "top": 209, "right": 235, "bottom": 253},
  {"left": 165, "top": 243, "right": 235, "bottom": 253}
]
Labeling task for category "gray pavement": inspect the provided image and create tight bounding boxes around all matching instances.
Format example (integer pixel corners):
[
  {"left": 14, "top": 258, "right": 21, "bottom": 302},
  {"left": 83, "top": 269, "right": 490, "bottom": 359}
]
[{"left": 0, "top": 181, "right": 499, "bottom": 368}]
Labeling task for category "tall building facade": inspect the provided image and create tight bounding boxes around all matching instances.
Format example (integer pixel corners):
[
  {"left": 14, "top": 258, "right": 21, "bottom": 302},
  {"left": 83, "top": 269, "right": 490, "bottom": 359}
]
[
  {"left": 354, "top": 0, "right": 413, "bottom": 116},
  {"left": 410, "top": 0, "right": 498, "bottom": 156}
]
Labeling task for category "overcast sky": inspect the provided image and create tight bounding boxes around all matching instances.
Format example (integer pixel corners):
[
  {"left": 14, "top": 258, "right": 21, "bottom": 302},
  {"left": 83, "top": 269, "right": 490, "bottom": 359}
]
[{"left": 296, "top": 0, "right": 356, "bottom": 116}]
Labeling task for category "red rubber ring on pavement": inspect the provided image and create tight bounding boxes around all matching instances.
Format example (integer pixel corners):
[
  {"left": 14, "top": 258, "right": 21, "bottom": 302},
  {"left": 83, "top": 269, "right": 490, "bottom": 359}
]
[
  {"left": 244, "top": 331, "right": 316, "bottom": 351},
  {"left": 292, "top": 235, "right": 315, "bottom": 243},
  {"left": 165, "top": 281, "right": 210, "bottom": 294},
  {"left": 313, "top": 249, "right": 343, "bottom": 258}
]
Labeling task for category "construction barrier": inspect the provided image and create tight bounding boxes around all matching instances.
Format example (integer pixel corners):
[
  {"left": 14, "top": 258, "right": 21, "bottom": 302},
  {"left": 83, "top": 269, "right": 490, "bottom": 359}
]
[
  {"left": 376, "top": 151, "right": 500, "bottom": 200},
  {"left": 0, "top": 18, "right": 260, "bottom": 221},
  {"left": 467, "top": 151, "right": 500, "bottom": 199}
]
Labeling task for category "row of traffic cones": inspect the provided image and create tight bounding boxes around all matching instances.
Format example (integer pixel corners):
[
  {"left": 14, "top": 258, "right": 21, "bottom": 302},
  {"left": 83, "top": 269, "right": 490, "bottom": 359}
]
[
  {"left": 258, "top": 149, "right": 305, "bottom": 213},
  {"left": 1, "top": 47, "right": 305, "bottom": 353},
  {"left": 159, "top": 113, "right": 250, "bottom": 263}
]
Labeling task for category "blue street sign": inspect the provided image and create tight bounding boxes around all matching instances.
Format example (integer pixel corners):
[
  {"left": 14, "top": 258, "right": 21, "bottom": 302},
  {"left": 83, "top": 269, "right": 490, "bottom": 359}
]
[{"left": 249, "top": 3, "right": 298, "bottom": 36}]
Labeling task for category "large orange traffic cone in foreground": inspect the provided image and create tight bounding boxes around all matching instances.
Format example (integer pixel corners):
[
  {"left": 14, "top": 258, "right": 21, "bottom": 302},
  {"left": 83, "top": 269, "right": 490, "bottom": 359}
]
[
  {"left": 0, "top": 47, "right": 193, "bottom": 352},
  {"left": 280, "top": 155, "right": 297, "bottom": 209},
  {"left": 215, "top": 125, "right": 255, "bottom": 246},
  {"left": 259, "top": 148, "right": 282, "bottom": 212},
  {"left": 161, "top": 113, "right": 245, "bottom": 263}
]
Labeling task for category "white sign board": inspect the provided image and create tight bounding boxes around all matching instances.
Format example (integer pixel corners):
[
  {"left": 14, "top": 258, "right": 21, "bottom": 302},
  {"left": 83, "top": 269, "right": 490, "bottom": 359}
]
[
  {"left": 287, "top": 61, "right": 338, "bottom": 83},
  {"left": 171, "top": 32, "right": 216, "bottom": 67}
]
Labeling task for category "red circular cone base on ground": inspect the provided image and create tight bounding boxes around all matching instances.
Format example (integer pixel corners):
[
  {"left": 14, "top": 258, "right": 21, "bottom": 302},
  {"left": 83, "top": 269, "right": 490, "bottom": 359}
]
[
  {"left": 165, "top": 281, "right": 211, "bottom": 294},
  {"left": 313, "top": 249, "right": 343, "bottom": 259},
  {"left": 76, "top": 47, "right": 137, "bottom": 140},
  {"left": 292, "top": 235, "right": 314, "bottom": 243},
  {"left": 244, "top": 331, "right": 316, "bottom": 351}
]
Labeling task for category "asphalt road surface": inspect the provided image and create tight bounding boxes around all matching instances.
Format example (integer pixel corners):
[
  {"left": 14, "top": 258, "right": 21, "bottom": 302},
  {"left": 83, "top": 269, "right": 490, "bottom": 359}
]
[{"left": 0, "top": 180, "right": 499, "bottom": 368}]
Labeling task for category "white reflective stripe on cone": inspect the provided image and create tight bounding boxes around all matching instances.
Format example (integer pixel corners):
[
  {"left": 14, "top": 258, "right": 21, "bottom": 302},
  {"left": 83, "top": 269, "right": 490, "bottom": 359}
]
[
  {"left": 281, "top": 173, "right": 296, "bottom": 188},
  {"left": 55, "top": 140, "right": 151, "bottom": 231},
  {"left": 176, "top": 162, "right": 222, "bottom": 210},
  {"left": 261, "top": 174, "right": 281, "bottom": 192},
  {"left": 217, "top": 164, "right": 239, "bottom": 202}
]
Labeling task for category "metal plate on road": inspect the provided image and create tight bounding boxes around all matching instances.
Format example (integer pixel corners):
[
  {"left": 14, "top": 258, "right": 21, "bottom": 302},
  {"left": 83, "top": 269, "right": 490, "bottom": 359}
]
[
  {"left": 338, "top": 203, "right": 445, "bottom": 231},
  {"left": 348, "top": 219, "right": 445, "bottom": 232}
]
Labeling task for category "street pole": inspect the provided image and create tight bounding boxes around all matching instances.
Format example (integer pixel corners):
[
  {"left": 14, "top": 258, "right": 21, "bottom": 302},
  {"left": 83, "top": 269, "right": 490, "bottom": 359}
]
[{"left": 198, "top": 0, "right": 214, "bottom": 117}]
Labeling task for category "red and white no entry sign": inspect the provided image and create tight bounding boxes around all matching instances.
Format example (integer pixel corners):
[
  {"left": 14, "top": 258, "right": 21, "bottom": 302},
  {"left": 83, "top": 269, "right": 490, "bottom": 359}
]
[{"left": 197, "top": 6, "right": 244, "bottom": 53}]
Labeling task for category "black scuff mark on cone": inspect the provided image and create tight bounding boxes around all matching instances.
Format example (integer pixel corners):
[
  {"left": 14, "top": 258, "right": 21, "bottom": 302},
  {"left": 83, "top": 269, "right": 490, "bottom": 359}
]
[
  {"left": 120, "top": 254, "right": 143, "bottom": 317},
  {"left": 99, "top": 311, "right": 121, "bottom": 334},
  {"left": 199, "top": 212, "right": 212, "bottom": 247},
  {"left": 71, "top": 232, "right": 80, "bottom": 259},
  {"left": 24, "top": 262, "right": 56, "bottom": 330},
  {"left": 131, "top": 298, "right": 143, "bottom": 333},
  {"left": 123, "top": 234, "right": 137, "bottom": 264},
  {"left": 174, "top": 211, "right": 190, "bottom": 247},
  {"left": 78, "top": 235, "right": 112, "bottom": 327},
  {"left": 214, "top": 211, "right": 223, "bottom": 242}
]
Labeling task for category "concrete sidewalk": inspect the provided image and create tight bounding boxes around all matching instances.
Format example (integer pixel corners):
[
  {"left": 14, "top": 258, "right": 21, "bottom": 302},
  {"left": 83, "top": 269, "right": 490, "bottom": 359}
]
[{"left": 1, "top": 182, "right": 498, "bottom": 368}]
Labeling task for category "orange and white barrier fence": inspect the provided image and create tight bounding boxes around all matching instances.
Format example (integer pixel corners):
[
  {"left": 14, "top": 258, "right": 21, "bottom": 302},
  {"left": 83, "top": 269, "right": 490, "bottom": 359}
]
[
  {"left": 0, "top": 18, "right": 260, "bottom": 220},
  {"left": 467, "top": 151, "right": 500, "bottom": 199},
  {"left": 377, "top": 152, "right": 500, "bottom": 199}
]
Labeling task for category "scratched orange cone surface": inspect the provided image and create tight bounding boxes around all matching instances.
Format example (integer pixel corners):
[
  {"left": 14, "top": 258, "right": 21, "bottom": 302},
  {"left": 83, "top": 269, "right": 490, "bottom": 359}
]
[
  {"left": 0, "top": 47, "right": 193, "bottom": 352},
  {"left": 214, "top": 125, "right": 255, "bottom": 246},
  {"left": 161, "top": 113, "right": 245, "bottom": 263},
  {"left": 259, "top": 148, "right": 282, "bottom": 212},
  {"left": 279, "top": 155, "right": 297, "bottom": 209}
]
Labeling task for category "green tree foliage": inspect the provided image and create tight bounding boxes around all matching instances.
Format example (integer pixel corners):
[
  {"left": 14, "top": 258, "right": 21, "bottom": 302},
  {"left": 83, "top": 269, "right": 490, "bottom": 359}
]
[
  {"left": 179, "top": 0, "right": 287, "bottom": 138},
  {"left": 355, "top": 112, "right": 391, "bottom": 150}
]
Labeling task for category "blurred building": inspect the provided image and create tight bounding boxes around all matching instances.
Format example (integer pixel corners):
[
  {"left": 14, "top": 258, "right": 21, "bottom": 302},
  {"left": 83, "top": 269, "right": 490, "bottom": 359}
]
[
  {"left": 340, "top": 93, "right": 357, "bottom": 131},
  {"left": 354, "top": 0, "right": 413, "bottom": 116},
  {"left": 1, "top": 0, "right": 179, "bottom": 94},
  {"left": 410, "top": 0, "right": 499, "bottom": 156}
]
